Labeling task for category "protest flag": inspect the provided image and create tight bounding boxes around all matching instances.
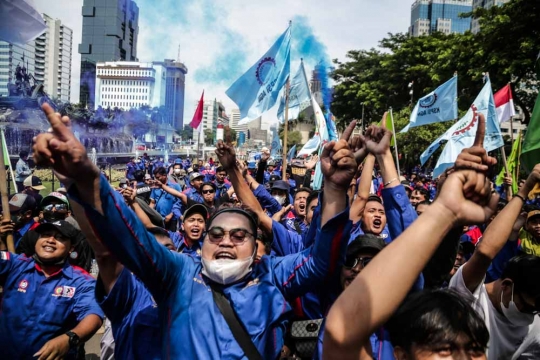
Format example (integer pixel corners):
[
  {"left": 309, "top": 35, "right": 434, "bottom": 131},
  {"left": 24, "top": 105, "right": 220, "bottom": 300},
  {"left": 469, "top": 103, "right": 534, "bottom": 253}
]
[
  {"left": 227, "top": 25, "right": 291, "bottom": 124},
  {"left": 401, "top": 76, "right": 458, "bottom": 132},
  {"left": 190, "top": 91, "right": 204, "bottom": 129},
  {"left": 278, "top": 59, "right": 311, "bottom": 122},
  {"left": 496, "top": 131, "right": 521, "bottom": 194},
  {"left": 521, "top": 54, "right": 540, "bottom": 172},
  {"left": 494, "top": 84, "right": 516, "bottom": 123}
]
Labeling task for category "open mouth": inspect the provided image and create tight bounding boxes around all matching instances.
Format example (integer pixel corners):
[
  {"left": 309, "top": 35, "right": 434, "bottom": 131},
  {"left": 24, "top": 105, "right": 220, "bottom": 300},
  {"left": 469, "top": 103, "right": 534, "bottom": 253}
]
[
  {"left": 215, "top": 251, "right": 236, "bottom": 260},
  {"left": 299, "top": 204, "right": 306, "bottom": 212},
  {"left": 43, "top": 246, "right": 56, "bottom": 253},
  {"left": 373, "top": 219, "right": 382, "bottom": 228},
  {"left": 190, "top": 228, "right": 201, "bottom": 236}
]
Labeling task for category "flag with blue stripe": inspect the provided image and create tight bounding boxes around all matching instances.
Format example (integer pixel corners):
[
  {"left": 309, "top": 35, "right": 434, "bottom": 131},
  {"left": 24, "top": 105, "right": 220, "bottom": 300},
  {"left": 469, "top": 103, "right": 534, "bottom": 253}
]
[
  {"left": 270, "top": 128, "right": 282, "bottom": 158},
  {"left": 287, "top": 144, "right": 297, "bottom": 163},
  {"left": 226, "top": 26, "right": 291, "bottom": 124},
  {"left": 401, "top": 76, "right": 458, "bottom": 132},
  {"left": 278, "top": 60, "right": 311, "bottom": 122}
]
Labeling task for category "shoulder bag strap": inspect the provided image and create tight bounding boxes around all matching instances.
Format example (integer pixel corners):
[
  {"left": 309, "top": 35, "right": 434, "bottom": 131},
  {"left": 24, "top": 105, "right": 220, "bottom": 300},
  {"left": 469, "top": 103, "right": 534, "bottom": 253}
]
[{"left": 210, "top": 286, "right": 263, "bottom": 360}]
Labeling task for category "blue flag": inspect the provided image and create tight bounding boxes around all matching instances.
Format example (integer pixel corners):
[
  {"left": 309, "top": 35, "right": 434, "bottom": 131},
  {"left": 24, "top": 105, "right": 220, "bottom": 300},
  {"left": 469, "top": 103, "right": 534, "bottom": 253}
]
[
  {"left": 401, "top": 76, "right": 458, "bottom": 132},
  {"left": 278, "top": 60, "right": 311, "bottom": 122},
  {"left": 325, "top": 112, "right": 339, "bottom": 141},
  {"left": 227, "top": 26, "right": 291, "bottom": 124},
  {"left": 287, "top": 144, "right": 297, "bottom": 163},
  {"left": 421, "top": 79, "right": 503, "bottom": 177},
  {"left": 298, "top": 135, "right": 321, "bottom": 157},
  {"left": 270, "top": 128, "right": 282, "bottom": 158}
]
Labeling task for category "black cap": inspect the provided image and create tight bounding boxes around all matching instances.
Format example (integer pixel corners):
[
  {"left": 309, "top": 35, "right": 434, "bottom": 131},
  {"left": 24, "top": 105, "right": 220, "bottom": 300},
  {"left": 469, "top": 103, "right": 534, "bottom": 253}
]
[
  {"left": 8, "top": 193, "right": 36, "bottom": 214},
  {"left": 269, "top": 174, "right": 281, "bottom": 182},
  {"left": 183, "top": 204, "right": 209, "bottom": 221},
  {"left": 347, "top": 234, "right": 386, "bottom": 258},
  {"left": 35, "top": 220, "right": 79, "bottom": 242},
  {"left": 271, "top": 180, "right": 290, "bottom": 191}
]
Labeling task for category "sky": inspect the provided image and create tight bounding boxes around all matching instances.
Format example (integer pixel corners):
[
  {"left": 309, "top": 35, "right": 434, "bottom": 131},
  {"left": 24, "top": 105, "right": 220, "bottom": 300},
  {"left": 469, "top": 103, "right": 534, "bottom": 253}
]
[{"left": 33, "top": 0, "right": 412, "bottom": 129}]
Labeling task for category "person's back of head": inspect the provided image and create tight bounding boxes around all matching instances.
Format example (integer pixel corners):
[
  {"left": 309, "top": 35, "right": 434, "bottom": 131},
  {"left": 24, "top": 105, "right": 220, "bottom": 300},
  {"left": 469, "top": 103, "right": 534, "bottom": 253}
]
[
  {"left": 133, "top": 169, "right": 146, "bottom": 182},
  {"left": 501, "top": 254, "right": 540, "bottom": 303},
  {"left": 387, "top": 289, "right": 489, "bottom": 359}
]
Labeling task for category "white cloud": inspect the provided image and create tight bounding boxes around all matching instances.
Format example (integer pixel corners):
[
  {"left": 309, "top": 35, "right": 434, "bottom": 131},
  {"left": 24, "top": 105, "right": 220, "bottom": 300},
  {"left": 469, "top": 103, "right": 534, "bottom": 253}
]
[{"left": 31, "top": 0, "right": 411, "bottom": 128}]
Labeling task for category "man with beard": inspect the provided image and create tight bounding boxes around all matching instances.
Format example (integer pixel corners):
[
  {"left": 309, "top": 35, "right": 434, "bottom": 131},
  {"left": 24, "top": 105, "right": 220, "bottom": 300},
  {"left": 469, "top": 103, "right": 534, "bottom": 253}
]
[
  {"left": 33, "top": 103, "right": 356, "bottom": 359},
  {"left": 0, "top": 193, "right": 36, "bottom": 249},
  {"left": 0, "top": 220, "right": 103, "bottom": 359},
  {"left": 15, "top": 192, "right": 94, "bottom": 271}
]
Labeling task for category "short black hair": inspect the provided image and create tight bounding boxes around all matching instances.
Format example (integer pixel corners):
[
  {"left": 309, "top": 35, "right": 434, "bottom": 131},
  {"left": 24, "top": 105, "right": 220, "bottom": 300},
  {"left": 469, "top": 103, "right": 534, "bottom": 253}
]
[
  {"left": 412, "top": 187, "right": 429, "bottom": 198},
  {"left": 415, "top": 200, "right": 431, "bottom": 208},
  {"left": 216, "top": 166, "right": 225, "bottom": 173},
  {"left": 501, "top": 255, "right": 540, "bottom": 302},
  {"left": 153, "top": 166, "right": 167, "bottom": 176},
  {"left": 387, "top": 289, "right": 489, "bottom": 353},
  {"left": 201, "top": 182, "right": 217, "bottom": 191},
  {"left": 19, "top": 151, "right": 28, "bottom": 158},
  {"left": 306, "top": 191, "right": 320, "bottom": 209},
  {"left": 294, "top": 187, "right": 312, "bottom": 200},
  {"left": 133, "top": 169, "right": 146, "bottom": 182}
]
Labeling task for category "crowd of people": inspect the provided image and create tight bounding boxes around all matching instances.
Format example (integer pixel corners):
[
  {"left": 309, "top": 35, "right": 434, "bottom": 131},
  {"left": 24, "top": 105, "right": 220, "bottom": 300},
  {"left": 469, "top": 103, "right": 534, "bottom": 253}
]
[{"left": 1, "top": 104, "right": 540, "bottom": 359}]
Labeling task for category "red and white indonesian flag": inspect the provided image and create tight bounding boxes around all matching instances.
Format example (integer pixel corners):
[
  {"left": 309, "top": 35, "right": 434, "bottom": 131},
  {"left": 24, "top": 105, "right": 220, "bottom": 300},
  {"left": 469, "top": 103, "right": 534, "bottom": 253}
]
[{"left": 494, "top": 84, "right": 516, "bottom": 123}]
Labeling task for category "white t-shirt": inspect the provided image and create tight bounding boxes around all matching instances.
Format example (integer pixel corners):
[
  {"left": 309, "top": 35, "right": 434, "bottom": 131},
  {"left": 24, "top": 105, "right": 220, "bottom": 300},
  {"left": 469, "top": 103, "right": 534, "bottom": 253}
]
[{"left": 449, "top": 266, "right": 529, "bottom": 360}]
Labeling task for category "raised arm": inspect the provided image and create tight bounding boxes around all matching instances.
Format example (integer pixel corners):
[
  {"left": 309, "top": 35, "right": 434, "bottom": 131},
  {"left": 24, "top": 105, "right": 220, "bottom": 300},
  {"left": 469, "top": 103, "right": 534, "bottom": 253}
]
[
  {"left": 33, "top": 104, "right": 184, "bottom": 301},
  {"left": 350, "top": 154, "right": 374, "bottom": 223},
  {"left": 462, "top": 164, "right": 540, "bottom": 292}
]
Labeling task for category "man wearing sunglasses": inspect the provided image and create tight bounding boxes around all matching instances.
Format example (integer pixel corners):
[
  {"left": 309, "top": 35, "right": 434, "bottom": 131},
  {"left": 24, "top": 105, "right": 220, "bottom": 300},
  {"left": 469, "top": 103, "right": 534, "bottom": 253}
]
[
  {"left": 33, "top": 104, "right": 357, "bottom": 360},
  {"left": 16, "top": 192, "right": 94, "bottom": 272}
]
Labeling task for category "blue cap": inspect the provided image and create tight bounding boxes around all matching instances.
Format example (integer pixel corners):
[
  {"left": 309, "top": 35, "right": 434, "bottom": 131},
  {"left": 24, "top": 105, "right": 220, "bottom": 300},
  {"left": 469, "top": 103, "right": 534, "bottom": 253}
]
[
  {"left": 248, "top": 161, "right": 256, "bottom": 169},
  {"left": 174, "top": 158, "right": 182, "bottom": 164}
]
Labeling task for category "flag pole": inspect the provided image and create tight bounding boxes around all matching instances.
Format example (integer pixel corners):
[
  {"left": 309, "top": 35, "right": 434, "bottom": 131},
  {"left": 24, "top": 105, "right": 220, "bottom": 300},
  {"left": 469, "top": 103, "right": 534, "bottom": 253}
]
[
  {"left": 389, "top": 108, "right": 401, "bottom": 177},
  {"left": 282, "top": 78, "right": 290, "bottom": 179},
  {"left": 1, "top": 127, "right": 17, "bottom": 192},
  {"left": 0, "top": 129, "right": 14, "bottom": 252},
  {"left": 500, "top": 146, "right": 512, "bottom": 198}
]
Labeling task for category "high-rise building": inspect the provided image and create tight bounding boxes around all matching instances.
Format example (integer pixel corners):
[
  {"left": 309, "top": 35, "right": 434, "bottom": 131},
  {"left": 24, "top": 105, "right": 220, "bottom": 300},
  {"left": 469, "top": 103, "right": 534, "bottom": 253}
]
[
  {"left": 78, "top": 0, "right": 139, "bottom": 107},
  {"left": 0, "top": 42, "right": 36, "bottom": 97},
  {"left": 471, "top": 0, "right": 511, "bottom": 33},
  {"left": 409, "top": 0, "right": 473, "bottom": 37},
  {"left": 34, "top": 14, "right": 73, "bottom": 102},
  {"left": 153, "top": 59, "right": 188, "bottom": 130},
  {"left": 94, "top": 60, "right": 188, "bottom": 129},
  {"left": 230, "top": 108, "right": 247, "bottom": 140}
]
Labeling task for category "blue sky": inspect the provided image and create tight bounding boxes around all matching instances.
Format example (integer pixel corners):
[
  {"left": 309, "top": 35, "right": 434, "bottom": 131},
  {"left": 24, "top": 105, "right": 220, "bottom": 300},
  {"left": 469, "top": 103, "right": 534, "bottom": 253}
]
[{"left": 33, "top": 0, "right": 412, "bottom": 128}]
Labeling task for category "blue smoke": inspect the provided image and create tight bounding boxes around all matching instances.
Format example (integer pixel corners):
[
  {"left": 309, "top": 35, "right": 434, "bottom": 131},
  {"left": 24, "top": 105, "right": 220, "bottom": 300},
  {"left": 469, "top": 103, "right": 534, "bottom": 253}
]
[{"left": 291, "top": 16, "right": 333, "bottom": 111}]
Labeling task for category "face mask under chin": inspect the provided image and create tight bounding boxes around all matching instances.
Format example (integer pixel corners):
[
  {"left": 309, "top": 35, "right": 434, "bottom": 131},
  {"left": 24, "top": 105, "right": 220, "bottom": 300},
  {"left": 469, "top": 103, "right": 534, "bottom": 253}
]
[{"left": 201, "top": 248, "right": 256, "bottom": 285}]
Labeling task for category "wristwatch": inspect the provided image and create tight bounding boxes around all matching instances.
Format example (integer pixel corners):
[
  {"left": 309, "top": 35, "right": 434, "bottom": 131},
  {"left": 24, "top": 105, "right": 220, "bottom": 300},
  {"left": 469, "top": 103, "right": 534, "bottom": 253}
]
[{"left": 65, "top": 331, "right": 80, "bottom": 349}]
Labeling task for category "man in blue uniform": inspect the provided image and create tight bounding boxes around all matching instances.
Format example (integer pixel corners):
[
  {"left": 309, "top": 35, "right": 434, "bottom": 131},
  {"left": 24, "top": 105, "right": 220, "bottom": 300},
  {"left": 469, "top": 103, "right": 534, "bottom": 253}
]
[
  {"left": 32, "top": 104, "right": 359, "bottom": 359},
  {"left": 150, "top": 166, "right": 182, "bottom": 230},
  {"left": 125, "top": 157, "right": 138, "bottom": 181},
  {"left": 0, "top": 220, "right": 103, "bottom": 359}
]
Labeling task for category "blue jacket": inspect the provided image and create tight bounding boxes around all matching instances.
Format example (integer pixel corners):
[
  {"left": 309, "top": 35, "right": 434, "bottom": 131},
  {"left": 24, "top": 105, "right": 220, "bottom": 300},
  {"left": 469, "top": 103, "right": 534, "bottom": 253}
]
[
  {"left": 70, "top": 174, "right": 352, "bottom": 359},
  {"left": 150, "top": 181, "right": 182, "bottom": 218},
  {"left": 214, "top": 180, "right": 231, "bottom": 199},
  {"left": 0, "top": 253, "right": 104, "bottom": 359},
  {"left": 96, "top": 268, "right": 160, "bottom": 360}
]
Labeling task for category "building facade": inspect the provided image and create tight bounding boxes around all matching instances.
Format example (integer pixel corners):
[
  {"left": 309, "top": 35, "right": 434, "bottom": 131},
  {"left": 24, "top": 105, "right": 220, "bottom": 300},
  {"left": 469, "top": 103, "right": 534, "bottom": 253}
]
[
  {"left": 471, "top": 0, "right": 511, "bottom": 33},
  {"left": 229, "top": 108, "right": 248, "bottom": 140},
  {"left": 34, "top": 14, "right": 73, "bottom": 102},
  {"left": 193, "top": 100, "right": 229, "bottom": 144},
  {"left": 0, "top": 42, "right": 36, "bottom": 97},
  {"left": 409, "top": 0, "right": 473, "bottom": 37},
  {"left": 153, "top": 59, "right": 187, "bottom": 130},
  {"left": 78, "top": 0, "right": 139, "bottom": 107}
]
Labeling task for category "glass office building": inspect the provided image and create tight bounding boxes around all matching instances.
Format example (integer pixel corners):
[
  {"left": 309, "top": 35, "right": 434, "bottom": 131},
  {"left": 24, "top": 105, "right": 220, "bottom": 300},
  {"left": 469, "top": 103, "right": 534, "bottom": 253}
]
[{"left": 409, "top": 0, "right": 473, "bottom": 36}]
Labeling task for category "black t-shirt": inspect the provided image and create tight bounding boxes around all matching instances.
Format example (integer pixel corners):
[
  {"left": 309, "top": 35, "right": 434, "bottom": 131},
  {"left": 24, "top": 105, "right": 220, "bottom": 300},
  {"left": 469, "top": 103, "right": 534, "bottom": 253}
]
[{"left": 136, "top": 181, "right": 152, "bottom": 204}]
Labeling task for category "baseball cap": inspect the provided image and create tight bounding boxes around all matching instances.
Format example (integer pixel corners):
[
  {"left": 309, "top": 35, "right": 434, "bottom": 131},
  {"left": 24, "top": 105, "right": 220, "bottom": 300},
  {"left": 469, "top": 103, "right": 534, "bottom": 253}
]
[
  {"left": 119, "top": 178, "right": 128, "bottom": 186},
  {"left": 35, "top": 220, "right": 79, "bottom": 241},
  {"left": 23, "top": 175, "right": 46, "bottom": 191},
  {"left": 347, "top": 234, "right": 386, "bottom": 258},
  {"left": 189, "top": 172, "right": 204, "bottom": 182},
  {"left": 174, "top": 158, "right": 183, "bottom": 165},
  {"left": 269, "top": 174, "right": 281, "bottom": 182},
  {"left": 183, "top": 203, "right": 209, "bottom": 221},
  {"left": 8, "top": 193, "right": 36, "bottom": 214},
  {"left": 271, "top": 180, "right": 290, "bottom": 191},
  {"left": 527, "top": 210, "right": 540, "bottom": 222},
  {"left": 41, "top": 192, "right": 69, "bottom": 209},
  {"left": 56, "top": 187, "right": 67, "bottom": 194},
  {"left": 267, "top": 160, "right": 275, "bottom": 166}
]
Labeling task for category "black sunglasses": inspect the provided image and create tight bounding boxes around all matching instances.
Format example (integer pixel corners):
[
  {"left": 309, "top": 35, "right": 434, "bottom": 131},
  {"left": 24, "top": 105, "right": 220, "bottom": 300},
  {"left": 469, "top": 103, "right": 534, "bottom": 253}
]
[
  {"left": 202, "top": 189, "right": 215, "bottom": 194},
  {"left": 43, "top": 203, "right": 68, "bottom": 212},
  {"left": 205, "top": 227, "right": 254, "bottom": 245},
  {"left": 344, "top": 256, "right": 373, "bottom": 269}
]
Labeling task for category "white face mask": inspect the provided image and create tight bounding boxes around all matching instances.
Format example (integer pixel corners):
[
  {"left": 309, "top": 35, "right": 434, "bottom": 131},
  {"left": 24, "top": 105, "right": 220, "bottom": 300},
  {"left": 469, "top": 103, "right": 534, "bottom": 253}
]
[
  {"left": 500, "top": 284, "right": 535, "bottom": 326},
  {"left": 273, "top": 195, "right": 286, "bottom": 205},
  {"left": 174, "top": 169, "right": 181, "bottom": 175},
  {"left": 201, "top": 250, "right": 254, "bottom": 285}
]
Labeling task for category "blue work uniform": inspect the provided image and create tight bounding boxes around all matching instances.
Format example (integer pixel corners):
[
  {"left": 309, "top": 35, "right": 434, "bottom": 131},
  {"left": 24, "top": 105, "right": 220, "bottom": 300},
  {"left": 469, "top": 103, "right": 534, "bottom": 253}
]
[
  {"left": 15, "top": 219, "right": 36, "bottom": 249},
  {"left": 150, "top": 181, "right": 182, "bottom": 218},
  {"left": 96, "top": 267, "right": 160, "bottom": 360},
  {"left": 0, "top": 253, "right": 103, "bottom": 359},
  {"left": 281, "top": 210, "right": 307, "bottom": 235},
  {"left": 69, "top": 174, "right": 352, "bottom": 359},
  {"left": 126, "top": 161, "right": 137, "bottom": 180},
  {"left": 214, "top": 180, "right": 231, "bottom": 199},
  {"left": 253, "top": 184, "right": 282, "bottom": 216}
]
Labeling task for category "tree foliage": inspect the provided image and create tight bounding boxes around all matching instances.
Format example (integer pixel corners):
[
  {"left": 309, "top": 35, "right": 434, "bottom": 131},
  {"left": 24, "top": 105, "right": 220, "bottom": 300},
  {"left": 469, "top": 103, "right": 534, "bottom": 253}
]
[{"left": 331, "top": 0, "right": 540, "bottom": 136}]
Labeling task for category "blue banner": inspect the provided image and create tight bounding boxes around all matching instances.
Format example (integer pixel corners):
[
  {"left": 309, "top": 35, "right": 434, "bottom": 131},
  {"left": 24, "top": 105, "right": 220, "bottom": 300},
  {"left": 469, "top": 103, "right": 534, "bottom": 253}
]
[
  {"left": 227, "top": 26, "right": 291, "bottom": 124},
  {"left": 277, "top": 60, "right": 311, "bottom": 122},
  {"left": 401, "top": 76, "right": 458, "bottom": 132},
  {"left": 270, "top": 128, "right": 281, "bottom": 158}
]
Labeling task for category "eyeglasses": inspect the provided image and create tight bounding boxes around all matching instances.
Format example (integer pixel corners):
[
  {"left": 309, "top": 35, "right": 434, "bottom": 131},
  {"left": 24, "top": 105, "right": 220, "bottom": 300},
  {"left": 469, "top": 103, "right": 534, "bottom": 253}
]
[
  {"left": 202, "top": 189, "right": 215, "bottom": 194},
  {"left": 39, "top": 231, "right": 70, "bottom": 242},
  {"left": 205, "top": 227, "right": 254, "bottom": 245},
  {"left": 43, "top": 203, "right": 68, "bottom": 212},
  {"left": 344, "top": 256, "right": 373, "bottom": 269}
]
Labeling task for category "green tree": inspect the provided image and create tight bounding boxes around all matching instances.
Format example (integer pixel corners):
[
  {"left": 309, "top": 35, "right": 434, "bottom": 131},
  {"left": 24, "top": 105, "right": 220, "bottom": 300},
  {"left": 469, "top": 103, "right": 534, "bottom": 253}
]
[
  {"left": 180, "top": 124, "right": 193, "bottom": 141},
  {"left": 203, "top": 129, "right": 214, "bottom": 146}
]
